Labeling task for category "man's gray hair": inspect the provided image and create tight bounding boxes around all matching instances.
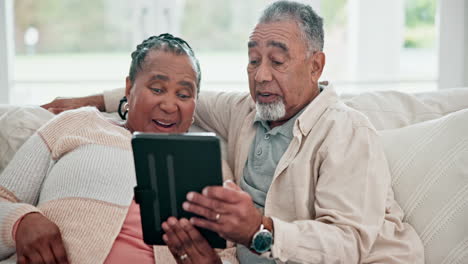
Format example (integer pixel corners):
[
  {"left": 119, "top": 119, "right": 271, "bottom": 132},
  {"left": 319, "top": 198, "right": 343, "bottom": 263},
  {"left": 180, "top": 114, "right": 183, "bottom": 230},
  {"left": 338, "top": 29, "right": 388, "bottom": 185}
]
[{"left": 259, "top": 0, "right": 324, "bottom": 52}]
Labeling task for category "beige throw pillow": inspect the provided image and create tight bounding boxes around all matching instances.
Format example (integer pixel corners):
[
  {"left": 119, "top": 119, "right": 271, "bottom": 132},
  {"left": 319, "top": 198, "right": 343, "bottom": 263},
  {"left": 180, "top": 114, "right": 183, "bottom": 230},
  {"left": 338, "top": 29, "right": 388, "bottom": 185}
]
[
  {"left": 0, "top": 106, "right": 54, "bottom": 174},
  {"left": 379, "top": 109, "right": 468, "bottom": 264},
  {"left": 344, "top": 88, "right": 468, "bottom": 130}
]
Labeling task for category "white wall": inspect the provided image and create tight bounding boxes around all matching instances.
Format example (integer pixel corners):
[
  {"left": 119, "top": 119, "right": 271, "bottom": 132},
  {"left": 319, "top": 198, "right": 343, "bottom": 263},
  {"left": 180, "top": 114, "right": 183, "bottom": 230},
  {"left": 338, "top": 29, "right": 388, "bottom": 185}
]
[
  {"left": 438, "top": 0, "right": 468, "bottom": 89},
  {"left": 0, "top": 0, "right": 14, "bottom": 104}
]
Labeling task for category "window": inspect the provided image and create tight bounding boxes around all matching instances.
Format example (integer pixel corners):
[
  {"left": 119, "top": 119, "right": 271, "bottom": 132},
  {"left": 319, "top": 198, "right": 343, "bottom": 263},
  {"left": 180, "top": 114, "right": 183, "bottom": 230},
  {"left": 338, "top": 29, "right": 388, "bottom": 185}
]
[
  {"left": 11, "top": 0, "right": 438, "bottom": 105},
  {"left": 13, "top": 0, "right": 133, "bottom": 105},
  {"left": 401, "top": 0, "right": 437, "bottom": 88}
]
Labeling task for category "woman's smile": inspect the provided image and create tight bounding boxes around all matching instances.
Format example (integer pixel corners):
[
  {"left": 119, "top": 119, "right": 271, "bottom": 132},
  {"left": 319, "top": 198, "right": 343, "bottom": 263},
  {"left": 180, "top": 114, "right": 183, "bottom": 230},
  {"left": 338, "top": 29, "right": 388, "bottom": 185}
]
[{"left": 151, "top": 119, "right": 178, "bottom": 132}]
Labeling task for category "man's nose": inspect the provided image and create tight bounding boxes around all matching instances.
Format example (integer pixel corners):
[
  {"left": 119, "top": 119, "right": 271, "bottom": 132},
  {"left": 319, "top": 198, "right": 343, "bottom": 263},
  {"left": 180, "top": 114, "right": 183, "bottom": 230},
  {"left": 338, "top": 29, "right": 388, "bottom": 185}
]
[{"left": 254, "top": 63, "right": 273, "bottom": 83}]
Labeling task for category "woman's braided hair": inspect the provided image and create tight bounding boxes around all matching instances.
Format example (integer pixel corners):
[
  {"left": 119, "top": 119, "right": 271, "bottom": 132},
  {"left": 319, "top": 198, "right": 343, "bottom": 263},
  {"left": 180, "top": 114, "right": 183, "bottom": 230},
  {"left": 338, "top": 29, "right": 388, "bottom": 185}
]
[
  {"left": 128, "top": 33, "right": 201, "bottom": 93},
  {"left": 119, "top": 34, "right": 201, "bottom": 120}
]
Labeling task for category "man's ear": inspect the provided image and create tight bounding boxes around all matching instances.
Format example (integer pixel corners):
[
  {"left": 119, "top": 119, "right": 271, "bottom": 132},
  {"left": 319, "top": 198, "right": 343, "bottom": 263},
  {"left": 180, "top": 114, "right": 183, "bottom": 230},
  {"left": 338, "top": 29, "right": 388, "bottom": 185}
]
[
  {"left": 125, "top": 77, "right": 133, "bottom": 99},
  {"left": 310, "top": 51, "right": 326, "bottom": 82}
]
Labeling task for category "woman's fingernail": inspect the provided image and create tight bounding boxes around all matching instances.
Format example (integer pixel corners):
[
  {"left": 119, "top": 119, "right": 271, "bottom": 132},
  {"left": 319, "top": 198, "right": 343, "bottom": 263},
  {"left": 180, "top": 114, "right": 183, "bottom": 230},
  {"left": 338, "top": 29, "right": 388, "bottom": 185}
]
[{"left": 183, "top": 202, "right": 189, "bottom": 210}]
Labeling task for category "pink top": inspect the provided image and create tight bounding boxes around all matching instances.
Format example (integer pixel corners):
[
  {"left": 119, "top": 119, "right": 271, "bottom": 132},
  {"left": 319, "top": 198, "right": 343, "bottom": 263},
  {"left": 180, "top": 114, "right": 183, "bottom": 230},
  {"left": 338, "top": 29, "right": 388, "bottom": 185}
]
[
  {"left": 12, "top": 200, "right": 154, "bottom": 263},
  {"left": 104, "top": 199, "right": 154, "bottom": 263}
]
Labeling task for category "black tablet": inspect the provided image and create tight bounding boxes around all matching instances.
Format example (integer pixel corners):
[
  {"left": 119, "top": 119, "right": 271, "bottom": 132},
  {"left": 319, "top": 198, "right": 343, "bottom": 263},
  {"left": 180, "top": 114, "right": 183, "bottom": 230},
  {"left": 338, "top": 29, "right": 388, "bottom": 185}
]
[{"left": 131, "top": 132, "right": 226, "bottom": 248}]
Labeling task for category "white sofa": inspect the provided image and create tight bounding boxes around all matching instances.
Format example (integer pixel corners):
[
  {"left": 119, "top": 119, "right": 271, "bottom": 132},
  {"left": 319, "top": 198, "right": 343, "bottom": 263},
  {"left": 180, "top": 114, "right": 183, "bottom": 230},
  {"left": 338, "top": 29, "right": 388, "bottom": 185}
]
[{"left": 1, "top": 88, "right": 468, "bottom": 264}]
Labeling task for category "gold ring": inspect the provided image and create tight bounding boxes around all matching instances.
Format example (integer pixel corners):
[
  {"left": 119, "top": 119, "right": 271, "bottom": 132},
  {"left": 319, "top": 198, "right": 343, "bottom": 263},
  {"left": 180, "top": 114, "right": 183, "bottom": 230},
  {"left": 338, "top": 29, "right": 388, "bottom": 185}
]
[
  {"left": 215, "top": 213, "right": 221, "bottom": 221},
  {"left": 180, "top": 253, "right": 188, "bottom": 260}
]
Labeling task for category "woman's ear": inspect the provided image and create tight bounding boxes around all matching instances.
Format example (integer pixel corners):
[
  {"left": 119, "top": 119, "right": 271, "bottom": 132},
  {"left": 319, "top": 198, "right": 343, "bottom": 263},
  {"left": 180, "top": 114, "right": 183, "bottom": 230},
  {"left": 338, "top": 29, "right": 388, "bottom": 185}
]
[
  {"left": 310, "top": 51, "right": 326, "bottom": 82},
  {"left": 125, "top": 77, "right": 133, "bottom": 99}
]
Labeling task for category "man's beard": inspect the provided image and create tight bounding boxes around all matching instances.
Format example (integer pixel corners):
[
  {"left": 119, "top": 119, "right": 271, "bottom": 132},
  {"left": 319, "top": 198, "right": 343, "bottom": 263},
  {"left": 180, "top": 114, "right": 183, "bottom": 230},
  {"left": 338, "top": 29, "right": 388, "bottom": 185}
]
[{"left": 255, "top": 99, "right": 286, "bottom": 121}]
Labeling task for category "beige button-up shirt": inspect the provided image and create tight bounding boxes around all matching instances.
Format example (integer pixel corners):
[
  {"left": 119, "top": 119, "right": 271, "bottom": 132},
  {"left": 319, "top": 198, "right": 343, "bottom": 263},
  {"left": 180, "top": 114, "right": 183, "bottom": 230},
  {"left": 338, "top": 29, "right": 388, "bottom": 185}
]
[{"left": 194, "top": 86, "right": 424, "bottom": 264}]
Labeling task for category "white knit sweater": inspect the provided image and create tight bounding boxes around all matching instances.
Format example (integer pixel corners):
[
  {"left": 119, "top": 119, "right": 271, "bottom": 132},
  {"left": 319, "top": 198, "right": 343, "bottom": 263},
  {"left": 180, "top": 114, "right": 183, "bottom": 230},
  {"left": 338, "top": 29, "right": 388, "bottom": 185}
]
[{"left": 0, "top": 107, "right": 236, "bottom": 264}]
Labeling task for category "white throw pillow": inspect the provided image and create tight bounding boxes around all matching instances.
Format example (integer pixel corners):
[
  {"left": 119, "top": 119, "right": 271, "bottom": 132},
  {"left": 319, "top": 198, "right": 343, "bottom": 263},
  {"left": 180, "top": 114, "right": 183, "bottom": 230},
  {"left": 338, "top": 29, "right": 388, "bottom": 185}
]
[
  {"left": 379, "top": 109, "right": 468, "bottom": 264},
  {"left": 0, "top": 106, "right": 54, "bottom": 174}
]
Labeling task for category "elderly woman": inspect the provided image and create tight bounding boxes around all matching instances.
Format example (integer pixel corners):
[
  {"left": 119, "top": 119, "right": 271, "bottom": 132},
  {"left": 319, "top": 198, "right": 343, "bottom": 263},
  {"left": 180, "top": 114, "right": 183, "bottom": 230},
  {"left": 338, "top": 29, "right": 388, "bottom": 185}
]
[{"left": 0, "top": 34, "right": 235, "bottom": 264}]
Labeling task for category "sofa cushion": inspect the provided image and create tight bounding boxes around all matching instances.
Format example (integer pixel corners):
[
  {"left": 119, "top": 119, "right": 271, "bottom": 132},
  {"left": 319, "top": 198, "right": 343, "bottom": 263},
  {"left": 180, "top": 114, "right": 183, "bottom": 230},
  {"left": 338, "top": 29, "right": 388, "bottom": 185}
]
[
  {"left": 0, "top": 105, "right": 54, "bottom": 174},
  {"left": 344, "top": 88, "right": 468, "bottom": 130},
  {"left": 2, "top": 88, "right": 468, "bottom": 174},
  {"left": 379, "top": 109, "right": 468, "bottom": 264}
]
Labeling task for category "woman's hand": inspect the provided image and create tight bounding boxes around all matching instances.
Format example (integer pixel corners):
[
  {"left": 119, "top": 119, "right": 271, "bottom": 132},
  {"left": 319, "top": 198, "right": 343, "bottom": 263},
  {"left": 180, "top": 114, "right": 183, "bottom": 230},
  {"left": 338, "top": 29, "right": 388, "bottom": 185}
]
[
  {"left": 162, "top": 217, "right": 222, "bottom": 264},
  {"left": 15, "top": 212, "right": 69, "bottom": 264}
]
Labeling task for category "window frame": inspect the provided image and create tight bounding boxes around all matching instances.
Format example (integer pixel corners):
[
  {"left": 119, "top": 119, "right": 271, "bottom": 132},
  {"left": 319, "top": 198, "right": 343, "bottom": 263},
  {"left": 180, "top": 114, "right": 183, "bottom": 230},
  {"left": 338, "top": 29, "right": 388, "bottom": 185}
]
[{"left": 0, "top": 0, "right": 14, "bottom": 103}]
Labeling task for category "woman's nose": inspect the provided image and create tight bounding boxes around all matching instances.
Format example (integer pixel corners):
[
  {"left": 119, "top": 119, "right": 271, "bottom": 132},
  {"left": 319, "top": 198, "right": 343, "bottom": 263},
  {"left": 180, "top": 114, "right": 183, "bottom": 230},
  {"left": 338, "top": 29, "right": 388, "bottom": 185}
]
[{"left": 160, "top": 97, "right": 178, "bottom": 114}]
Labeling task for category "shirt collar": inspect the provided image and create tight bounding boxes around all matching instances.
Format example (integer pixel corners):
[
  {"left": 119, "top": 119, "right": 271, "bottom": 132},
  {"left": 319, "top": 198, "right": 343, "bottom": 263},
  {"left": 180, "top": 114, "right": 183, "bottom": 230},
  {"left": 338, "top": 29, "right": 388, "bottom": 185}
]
[
  {"left": 253, "top": 84, "right": 339, "bottom": 137},
  {"left": 297, "top": 84, "right": 339, "bottom": 136},
  {"left": 255, "top": 106, "right": 305, "bottom": 138}
]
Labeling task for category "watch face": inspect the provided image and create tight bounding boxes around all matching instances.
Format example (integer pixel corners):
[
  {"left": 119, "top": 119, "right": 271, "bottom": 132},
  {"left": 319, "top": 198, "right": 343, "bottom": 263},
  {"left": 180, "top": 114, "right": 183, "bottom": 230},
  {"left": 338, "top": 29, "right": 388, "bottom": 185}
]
[{"left": 253, "top": 230, "right": 273, "bottom": 253}]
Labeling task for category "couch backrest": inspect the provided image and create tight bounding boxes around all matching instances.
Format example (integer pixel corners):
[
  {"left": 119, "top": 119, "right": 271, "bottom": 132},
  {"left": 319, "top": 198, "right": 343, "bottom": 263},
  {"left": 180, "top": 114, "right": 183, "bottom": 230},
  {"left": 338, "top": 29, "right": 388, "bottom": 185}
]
[
  {"left": 2, "top": 88, "right": 468, "bottom": 173},
  {"left": 343, "top": 88, "right": 468, "bottom": 130}
]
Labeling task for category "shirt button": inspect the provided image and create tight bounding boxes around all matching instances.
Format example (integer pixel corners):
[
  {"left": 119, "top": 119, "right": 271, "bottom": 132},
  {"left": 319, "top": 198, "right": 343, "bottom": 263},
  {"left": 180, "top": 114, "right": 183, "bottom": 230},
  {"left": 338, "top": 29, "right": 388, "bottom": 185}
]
[
  {"left": 256, "top": 148, "right": 262, "bottom": 156},
  {"left": 264, "top": 134, "right": 270, "bottom": 140}
]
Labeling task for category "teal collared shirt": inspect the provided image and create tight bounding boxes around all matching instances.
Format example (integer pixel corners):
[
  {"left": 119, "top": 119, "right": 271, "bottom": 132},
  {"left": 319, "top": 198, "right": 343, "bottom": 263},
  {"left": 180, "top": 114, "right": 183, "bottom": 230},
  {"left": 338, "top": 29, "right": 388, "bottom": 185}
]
[
  {"left": 237, "top": 107, "right": 306, "bottom": 264},
  {"left": 237, "top": 87, "right": 323, "bottom": 263},
  {"left": 239, "top": 107, "right": 306, "bottom": 208}
]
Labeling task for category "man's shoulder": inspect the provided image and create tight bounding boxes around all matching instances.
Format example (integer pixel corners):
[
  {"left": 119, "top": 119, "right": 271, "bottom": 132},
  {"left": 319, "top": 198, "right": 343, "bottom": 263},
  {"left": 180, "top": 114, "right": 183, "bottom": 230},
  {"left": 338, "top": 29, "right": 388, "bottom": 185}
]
[
  {"left": 325, "top": 100, "right": 376, "bottom": 130},
  {"left": 309, "top": 101, "right": 380, "bottom": 151}
]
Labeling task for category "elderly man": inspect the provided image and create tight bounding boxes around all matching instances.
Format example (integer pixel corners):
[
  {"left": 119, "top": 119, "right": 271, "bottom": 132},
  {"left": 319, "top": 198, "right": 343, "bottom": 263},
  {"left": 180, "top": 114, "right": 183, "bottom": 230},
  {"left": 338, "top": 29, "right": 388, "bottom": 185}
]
[{"left": 42, "top": 1, "right": 423, "bottom": 263}]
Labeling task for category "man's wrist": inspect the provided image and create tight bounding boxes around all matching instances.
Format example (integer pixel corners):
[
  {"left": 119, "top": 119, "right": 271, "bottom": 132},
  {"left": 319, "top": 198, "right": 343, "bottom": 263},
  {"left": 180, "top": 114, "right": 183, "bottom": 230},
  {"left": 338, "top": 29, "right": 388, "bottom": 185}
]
[
  {"left": 262, "top": 216, "right": 274, "bottom": 234},
  {"left": 249, "top": 216, "right": 274, "bottom": 244},
  {"left": 248, "top": 216, "right": 274, "bottom": 254}
]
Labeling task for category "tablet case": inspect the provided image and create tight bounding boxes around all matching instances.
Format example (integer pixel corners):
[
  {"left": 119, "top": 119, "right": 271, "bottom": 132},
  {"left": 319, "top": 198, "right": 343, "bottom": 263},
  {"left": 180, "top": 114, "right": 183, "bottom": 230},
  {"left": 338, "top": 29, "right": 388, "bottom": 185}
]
[{"left": 132, "top": 132, "right": 226, "bottom": 248}]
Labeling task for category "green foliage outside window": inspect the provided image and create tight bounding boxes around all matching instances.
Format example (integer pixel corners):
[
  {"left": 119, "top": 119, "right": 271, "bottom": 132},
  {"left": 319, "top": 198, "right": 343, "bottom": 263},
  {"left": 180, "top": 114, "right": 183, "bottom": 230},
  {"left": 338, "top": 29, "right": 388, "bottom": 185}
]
[
  {"left": 14, "top": 0, "right": 437, "bottom": 54},
  {"left": 404, "top": 0, "right": 437, "bottom": 48}
]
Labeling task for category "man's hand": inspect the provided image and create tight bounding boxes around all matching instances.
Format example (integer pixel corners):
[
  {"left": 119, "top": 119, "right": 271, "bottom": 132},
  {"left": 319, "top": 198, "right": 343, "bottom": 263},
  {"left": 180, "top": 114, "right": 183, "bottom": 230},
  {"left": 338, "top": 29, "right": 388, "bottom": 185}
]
[
  {"left": 183, "top": 181, "right": 263, "bottom": 247},
  {"left": 15, "top": 212, "right": 69, "bottom": 264},
  {"left": 162, "top": 217, "right": 222, "bottom": 264},
  {"left": 41, "top": 94, "right": 105, "bottom": 114}
]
